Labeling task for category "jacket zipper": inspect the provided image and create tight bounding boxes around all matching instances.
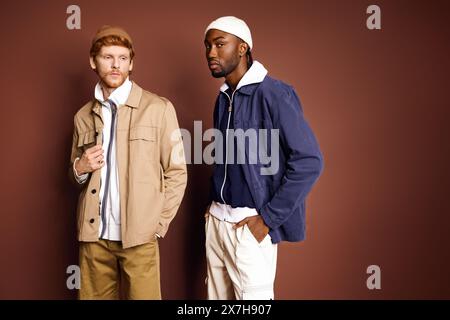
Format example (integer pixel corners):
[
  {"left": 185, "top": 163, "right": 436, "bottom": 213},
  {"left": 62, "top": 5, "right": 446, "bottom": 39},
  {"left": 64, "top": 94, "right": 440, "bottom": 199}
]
[{"left": 220, "top": 90, "right": 237, "bottom": 205}]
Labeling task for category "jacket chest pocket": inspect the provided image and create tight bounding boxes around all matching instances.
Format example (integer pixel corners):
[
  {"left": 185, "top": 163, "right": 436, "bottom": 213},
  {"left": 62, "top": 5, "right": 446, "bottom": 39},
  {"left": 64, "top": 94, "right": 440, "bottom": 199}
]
[
  {"left": 129, "top": 126, "right": 158, "bottom": 163},
  {"left": 77, "top": 130, "right": 97, "bottom": 151}
]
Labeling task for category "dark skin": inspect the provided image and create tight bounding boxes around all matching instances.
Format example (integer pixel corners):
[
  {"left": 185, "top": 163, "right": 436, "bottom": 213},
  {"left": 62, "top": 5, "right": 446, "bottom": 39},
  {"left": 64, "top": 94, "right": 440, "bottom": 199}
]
[
  {"left": 205, "top": 29, "right": 248, "bottom": 90},
  {"left": 204, "top": 29, "right": 270, "bottom": 243}
]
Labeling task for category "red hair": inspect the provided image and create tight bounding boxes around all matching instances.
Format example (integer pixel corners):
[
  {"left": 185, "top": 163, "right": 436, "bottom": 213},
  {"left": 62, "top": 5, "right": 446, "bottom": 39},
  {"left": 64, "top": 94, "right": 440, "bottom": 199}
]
[{"left": 90, "top": 35, "right": 135, "bottom": 60}]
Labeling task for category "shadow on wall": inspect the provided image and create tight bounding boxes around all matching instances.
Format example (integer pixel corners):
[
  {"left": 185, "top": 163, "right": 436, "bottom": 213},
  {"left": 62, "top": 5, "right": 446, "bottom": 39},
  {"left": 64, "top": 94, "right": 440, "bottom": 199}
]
[{"left": 64, "top": 71, "right": 96, "bottom": 299}]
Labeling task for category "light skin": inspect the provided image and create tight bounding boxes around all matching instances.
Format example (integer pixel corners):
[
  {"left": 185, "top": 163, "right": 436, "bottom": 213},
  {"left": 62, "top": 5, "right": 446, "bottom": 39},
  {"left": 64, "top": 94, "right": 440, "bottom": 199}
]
[
  {"left": 204, "top": 29, "right": 269, "bottom": 242},
  {"left": 75, "top": 45, "right": 133, "bottom": 175}
]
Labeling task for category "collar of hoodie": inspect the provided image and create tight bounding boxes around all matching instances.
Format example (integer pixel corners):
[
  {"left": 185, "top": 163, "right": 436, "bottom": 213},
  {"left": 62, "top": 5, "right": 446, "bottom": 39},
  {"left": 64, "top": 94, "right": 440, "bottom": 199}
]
[{"left": 219, "top": 60, "right": 268, "bottom": 93}]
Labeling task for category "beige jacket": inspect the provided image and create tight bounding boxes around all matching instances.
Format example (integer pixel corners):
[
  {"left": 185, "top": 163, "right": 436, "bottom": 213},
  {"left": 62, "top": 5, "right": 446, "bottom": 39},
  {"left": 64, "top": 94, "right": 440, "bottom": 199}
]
[{"left": 69, "top": 82, "right": 187, "bottom": 248}]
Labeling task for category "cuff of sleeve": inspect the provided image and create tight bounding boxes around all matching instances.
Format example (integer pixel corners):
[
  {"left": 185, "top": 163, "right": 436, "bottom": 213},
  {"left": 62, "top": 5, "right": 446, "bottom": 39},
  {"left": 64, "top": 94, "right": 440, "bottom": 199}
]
[
  {"left": 73, "top": 157, "right": 88, "bottom": 184},
  {"left": 259, "top": 206, "right": 278, "bottom": 230}
]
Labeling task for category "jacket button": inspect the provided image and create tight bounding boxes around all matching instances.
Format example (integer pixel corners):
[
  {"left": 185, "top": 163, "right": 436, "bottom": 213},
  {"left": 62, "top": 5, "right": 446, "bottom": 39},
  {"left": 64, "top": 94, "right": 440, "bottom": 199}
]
[
  {"left": 91, "top": 189, "right": 96, "bottom": 194},
  {"left": 89, "top": 218, "right": 95, "bottom": 224},
  {"left": 95, "top": 132, "right": 99, "bottom": 137}
]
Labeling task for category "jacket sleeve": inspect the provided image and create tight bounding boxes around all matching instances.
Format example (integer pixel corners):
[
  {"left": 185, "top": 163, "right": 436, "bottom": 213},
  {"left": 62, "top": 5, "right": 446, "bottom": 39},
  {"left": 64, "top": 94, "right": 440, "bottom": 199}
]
[
  {"left": 68, "top": 115, "right": 90, "bottom": 189},
  {"left": 208, "top": 96, "right": 221, "bottom": 204},
  {"left": 157, "top": 100, "right": 188, "bottom": 237},
  {"left": 259, "top": 86, "right": 323, "bottom": 230}
]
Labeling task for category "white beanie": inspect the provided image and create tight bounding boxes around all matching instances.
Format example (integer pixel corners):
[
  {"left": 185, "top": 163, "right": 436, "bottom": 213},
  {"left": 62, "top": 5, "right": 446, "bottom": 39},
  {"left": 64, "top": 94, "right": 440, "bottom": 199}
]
[{"left": 205, "top": 16, "right": 253, "bottom": 51}]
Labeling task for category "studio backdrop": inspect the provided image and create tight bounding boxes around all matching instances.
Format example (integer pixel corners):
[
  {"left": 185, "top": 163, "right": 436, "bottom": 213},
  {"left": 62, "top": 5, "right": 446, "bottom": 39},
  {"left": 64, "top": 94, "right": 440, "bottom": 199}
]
[{"left": 0, "top": 0, "right": 449, "bottom": 299}]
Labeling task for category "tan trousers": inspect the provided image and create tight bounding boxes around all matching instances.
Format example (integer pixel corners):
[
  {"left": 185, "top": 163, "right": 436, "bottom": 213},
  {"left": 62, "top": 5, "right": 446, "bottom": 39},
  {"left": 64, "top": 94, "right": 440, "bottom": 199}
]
[
  {"left": 79, "top": 239, "right": 161, "bottom": 300},
  {"left": 205, "top": 214, "right": 278, "bottom": 300}
]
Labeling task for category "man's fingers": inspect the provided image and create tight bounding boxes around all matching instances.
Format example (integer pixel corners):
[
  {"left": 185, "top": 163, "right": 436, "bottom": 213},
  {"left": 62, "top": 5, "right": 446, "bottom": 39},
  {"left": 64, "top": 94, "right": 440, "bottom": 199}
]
[
  {"left": 91, "top": 158, "right": 105, "bottom": 170},
  {"left": 75, "top": 146, "right": 104, "bottom": 174},
  {"left": 81, "top": 152, "right": 105, "bottom": 172},
  {"left": 91, "top": 155, "right": 104, "bottom": 166},
  {"left": 93, "top": 154, "right": 104, "bottom": 162},
  {"left": 95, "top": 161, "right": 105, "bottom": 170},
  {"left": 88, "top": 148, "right": 104, "bottom": 158},
  {"left": 85, "top": 144, "right": 103, "bottom": 155},
  {"left": 233, "top": 218, "right": 248, "bottom": 229},
  {"left": 84, "top": 149, "right": 104, "bottom": 162}
]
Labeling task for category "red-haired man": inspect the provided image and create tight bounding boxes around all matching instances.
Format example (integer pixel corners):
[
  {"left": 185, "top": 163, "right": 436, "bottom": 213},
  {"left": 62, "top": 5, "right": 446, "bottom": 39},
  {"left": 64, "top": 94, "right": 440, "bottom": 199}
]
[{"left": 69, "top": 26, "right": 187, "bottom": 299}]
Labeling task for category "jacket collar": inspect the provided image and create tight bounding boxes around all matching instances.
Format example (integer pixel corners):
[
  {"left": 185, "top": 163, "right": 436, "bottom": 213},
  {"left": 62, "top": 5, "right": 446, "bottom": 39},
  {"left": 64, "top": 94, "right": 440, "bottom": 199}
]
[
  {"left": 219, "top": 60, "right": 268, "bottom": 95},
  {"left": 125, "top": 81, "right": 142, "bottom": 108}
]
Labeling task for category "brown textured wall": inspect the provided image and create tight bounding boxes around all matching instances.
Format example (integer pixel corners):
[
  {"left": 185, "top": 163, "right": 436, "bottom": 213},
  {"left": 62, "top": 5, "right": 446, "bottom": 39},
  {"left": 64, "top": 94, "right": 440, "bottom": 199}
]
[{"left": 0, "top": 0, "right": 449, "bottom": 299}]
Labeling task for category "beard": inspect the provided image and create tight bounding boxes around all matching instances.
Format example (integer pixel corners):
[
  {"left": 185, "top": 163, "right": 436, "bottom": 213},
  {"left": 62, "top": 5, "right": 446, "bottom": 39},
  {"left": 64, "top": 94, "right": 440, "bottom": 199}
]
[
  {"left": 209, "top": 56, "right": 240, "bottom": 78},
  {"left": 99, "top": 71, "right": 127, "bottom": 89},
  {"left": 211, "top": 69, "right": 227, "bottom": 78}
]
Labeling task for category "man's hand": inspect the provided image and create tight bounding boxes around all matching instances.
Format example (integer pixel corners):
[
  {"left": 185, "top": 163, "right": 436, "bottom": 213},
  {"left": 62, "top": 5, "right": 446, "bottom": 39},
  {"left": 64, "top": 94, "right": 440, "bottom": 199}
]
[
  {"left": 75, "top": 145, "right": 105, "bottom": 175},
  {"left": 234, "top": 215, "right": 269, "bottom": 243}
]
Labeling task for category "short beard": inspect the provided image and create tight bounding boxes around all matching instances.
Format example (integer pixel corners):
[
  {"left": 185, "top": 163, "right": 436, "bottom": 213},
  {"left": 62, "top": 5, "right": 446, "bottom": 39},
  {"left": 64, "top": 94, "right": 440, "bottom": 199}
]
[
  {"left": 210, "top": 57, "right": 240, "bottom": 79},
  {"left": 211, "top": 70, "right": 227, "bottom": 78},
  {"left": 100, "top": 72, "right": 126, "bottom": 89}
]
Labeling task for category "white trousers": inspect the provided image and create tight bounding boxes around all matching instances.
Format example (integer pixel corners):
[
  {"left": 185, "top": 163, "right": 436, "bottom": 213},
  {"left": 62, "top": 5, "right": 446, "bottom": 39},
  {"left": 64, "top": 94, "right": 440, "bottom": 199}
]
[{"left": 205, "top": 214, "right": 278, "bottom": 300}]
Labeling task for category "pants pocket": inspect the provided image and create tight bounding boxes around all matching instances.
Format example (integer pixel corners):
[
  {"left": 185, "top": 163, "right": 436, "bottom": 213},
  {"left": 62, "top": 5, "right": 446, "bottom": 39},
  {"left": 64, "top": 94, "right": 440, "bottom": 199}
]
[{"left": 243, "top": 224, "right": 271, "bottom": 246}]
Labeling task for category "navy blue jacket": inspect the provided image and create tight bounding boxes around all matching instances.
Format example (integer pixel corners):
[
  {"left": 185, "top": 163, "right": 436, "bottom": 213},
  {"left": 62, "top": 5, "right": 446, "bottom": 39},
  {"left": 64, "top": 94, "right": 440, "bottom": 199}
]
[
  {"left": 210, "top": 88, "right": 256, "bottom": 208},
  {"left": 211, "top": 74, "right": 324, "bottom": 244}
]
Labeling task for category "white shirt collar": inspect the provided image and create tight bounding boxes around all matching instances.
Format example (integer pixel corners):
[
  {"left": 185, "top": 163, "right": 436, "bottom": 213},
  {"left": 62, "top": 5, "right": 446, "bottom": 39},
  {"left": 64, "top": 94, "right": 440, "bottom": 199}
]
[
  {"left": 94, "top": 77, "right": 133, "bottom": 107},
  {"left": 220, "top": 60, "right": 268, "bottom": 93}
]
